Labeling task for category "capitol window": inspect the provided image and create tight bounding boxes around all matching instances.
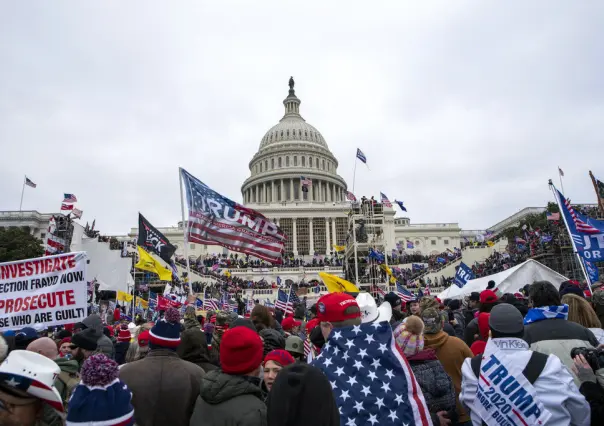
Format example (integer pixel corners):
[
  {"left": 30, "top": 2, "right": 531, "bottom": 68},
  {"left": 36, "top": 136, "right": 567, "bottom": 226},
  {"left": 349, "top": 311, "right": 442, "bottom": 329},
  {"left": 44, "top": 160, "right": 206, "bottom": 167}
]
[
  {"left": 444, "top": 239, "right": 449, "bottom": 245},
  {"left": 286, "top": 157, "right": 290, "bottom": 167},
  {"left": 259, "top": 163, "right": 262, "bottom": 172},
  {"left": 271, "top": 158, "right": 274, "bottom": 169},
  {"left": 322, "top": 159, "right": 325, "bottom": 170},
  {"left": 265, "top": 160, "right": 268, "bottom": 170},
  {"left": 294, "top": 156, "right": 298, "bottom": 166},
  {"left": 431, "top": 240, "right": 436, "bottom": 246},
  {"left": 302, "top": 156, "right": 306, "bottom": 167},
  {"left": 278, "top": 157, "right": 282, "bottom": 167},
  {"left": 316, "top": 158, "right": 319, "bottom": 168}
]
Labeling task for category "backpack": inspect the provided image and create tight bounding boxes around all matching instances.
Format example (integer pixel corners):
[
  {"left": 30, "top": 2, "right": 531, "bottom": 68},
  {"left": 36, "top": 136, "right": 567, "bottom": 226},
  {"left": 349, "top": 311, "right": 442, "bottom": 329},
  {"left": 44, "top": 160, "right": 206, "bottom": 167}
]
[
  {"left": 470, "top": 351, "right": 548, "bottom": 426},
  {"left": 57, "top": 370, "right": 80, "bottom": 405}
]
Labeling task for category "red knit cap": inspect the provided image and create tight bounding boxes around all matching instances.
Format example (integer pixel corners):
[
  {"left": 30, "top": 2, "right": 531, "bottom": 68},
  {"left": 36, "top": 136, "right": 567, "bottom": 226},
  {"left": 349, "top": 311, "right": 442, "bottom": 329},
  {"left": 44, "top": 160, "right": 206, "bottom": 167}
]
[
  {"left": 220, "top": 327, "right": 263, "bottom": 375},
  {"left": 59, "top": 337, "right": 71, "bottom": 346},
  {"left": 263, "top": 349, "right": 295, "bottom": 367}
]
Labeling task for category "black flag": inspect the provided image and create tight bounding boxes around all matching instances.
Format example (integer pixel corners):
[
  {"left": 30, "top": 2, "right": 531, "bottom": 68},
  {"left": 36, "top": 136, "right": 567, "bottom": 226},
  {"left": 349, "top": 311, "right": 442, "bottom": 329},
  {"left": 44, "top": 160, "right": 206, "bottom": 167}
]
[{"left": 137, "top": 213, "right": 176, "bottom": 264}]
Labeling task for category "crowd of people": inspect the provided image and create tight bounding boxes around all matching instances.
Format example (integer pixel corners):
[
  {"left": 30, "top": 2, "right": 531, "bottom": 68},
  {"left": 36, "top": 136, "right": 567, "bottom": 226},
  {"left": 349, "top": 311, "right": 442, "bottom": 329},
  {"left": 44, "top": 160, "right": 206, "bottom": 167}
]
[{"left": 3, "top": 275, "right": 604, "bottom": 425}]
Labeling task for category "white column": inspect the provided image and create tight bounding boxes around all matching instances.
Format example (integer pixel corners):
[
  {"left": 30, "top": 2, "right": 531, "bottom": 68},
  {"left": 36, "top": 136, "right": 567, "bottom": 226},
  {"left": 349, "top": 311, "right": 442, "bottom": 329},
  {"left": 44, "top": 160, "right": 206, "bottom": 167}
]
[
  {"left": 309, "top": 180, "right": 314, "bottom": 202},
  {"left": 332, "top": 217, "right": 337, "bottom": 247},
  {"left": 331, "top": 183, "right": 335, "bottom": 202},
  {"left": 293, "top": 218, "right": 298, "bottom": 255},
  {"left": 262, "top": 182, "right": 266, "bottom": 203},
  {"left": 280, "top": 179, "right": 284, "bottom": 202},
  {"left": 328, "top": 183, "right": 332, "bottom": 202},
  {"left": 271, "top": 181, "right": 275, "bottom": 203},
  {"left": 309, "top": 218, "right": 314, "bottom": 255},
  {"left": 325, "top": 218, "right": 330, "bottom": 254},
  {"left": 289, "top": 179, "right": 294, "bottom": 202}
]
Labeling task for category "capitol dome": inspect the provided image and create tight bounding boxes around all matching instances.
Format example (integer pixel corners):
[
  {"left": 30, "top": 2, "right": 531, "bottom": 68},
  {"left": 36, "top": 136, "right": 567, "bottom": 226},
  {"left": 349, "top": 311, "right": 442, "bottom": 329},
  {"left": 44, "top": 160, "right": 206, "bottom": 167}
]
[{"left": 241, "top": 78, "right": 348, "bottom": 206}]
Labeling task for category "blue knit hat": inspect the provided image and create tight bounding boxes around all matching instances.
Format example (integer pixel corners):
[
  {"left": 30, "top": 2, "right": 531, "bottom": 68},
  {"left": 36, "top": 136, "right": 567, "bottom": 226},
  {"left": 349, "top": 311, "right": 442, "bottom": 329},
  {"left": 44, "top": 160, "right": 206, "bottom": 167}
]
[
  {"left": 149, "top": 307, "right": 181, "bottom": 349},
  {"left": 66, "top": 354, "right": 134, "bottom": 426}
]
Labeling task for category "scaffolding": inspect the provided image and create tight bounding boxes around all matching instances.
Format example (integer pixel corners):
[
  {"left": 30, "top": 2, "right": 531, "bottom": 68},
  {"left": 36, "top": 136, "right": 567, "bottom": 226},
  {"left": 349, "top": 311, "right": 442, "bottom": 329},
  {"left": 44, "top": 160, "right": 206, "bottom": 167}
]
[{"left": 344, "top": 202, "right": 389, "bottom": 297}]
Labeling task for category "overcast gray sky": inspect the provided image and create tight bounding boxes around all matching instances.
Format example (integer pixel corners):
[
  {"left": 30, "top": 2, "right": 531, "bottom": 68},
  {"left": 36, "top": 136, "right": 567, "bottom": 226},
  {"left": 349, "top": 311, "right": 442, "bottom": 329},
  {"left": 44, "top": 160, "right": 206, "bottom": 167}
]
[{"left": 1, "top": 1, "right": 603, "bottom": 235}]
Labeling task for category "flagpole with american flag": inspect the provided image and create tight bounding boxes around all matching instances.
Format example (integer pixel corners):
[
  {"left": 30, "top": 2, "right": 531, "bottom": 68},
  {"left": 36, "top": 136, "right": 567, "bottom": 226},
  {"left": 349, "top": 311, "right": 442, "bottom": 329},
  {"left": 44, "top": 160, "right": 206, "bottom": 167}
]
[
  {"left": 20, "top": 176, "right": 36, "bottom": 212},
  {"left": 178, "top": 168, "right": 193, "bottom": 295},
  {"left": 549, "top": 181, "right": 592, "bottom": 290}
]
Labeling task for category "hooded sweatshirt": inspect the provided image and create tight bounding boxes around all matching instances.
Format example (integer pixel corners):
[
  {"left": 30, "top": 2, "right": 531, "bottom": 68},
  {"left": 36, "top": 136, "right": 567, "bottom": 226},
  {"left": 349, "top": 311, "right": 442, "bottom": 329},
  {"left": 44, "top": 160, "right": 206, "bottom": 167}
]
[
  {"left": 82, "top": 314, "right": 114, "bottom": 359},
  {"left": 424, "top": 330, "right": 473, "bottom": 423},
  {"left": 259, "top": 328, "right": 285, "bottom": 357}
]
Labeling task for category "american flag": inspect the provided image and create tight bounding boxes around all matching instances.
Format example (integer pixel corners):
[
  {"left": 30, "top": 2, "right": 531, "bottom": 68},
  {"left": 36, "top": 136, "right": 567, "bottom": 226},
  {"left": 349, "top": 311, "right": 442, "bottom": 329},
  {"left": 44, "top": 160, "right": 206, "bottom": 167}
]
[
  {"left": 380, "top": 192, "right": 392, "bottom": 208},
  {"left": 263, "top": 298, "right": 275, "bottom": 308},
  {"left": 304, "top": 338, "right": 313, "bottom": 359},
  {"left": 221, "top": 293, "right": 238, "bottom": 312},
  {"left": 396, "top": 283, "right": 415, "bottom": 302},
  {"left": 346, "top": 191, "right": 357, "bottom": 202},
  {"left": 203, "top": 298, "right": 220, "bottom": 311},
  {"left": 61, "top": 203, "right": 73, "bottom": 211},
  {"left": 181, "top": 168, "right": 286, "bottom": 263},
  {"left": 559, "top": 189, "right": 601, "bottom": 234},
  {"left": 25, "top": 176, "right": 36, "bottom": 188},
  {"left": 424, "top": 285, "right": 431, "bottom": 296},
  {"left": 63, "top": 193, "right": 78, "bottom": 203},
  {"left": 300, "top": 176, "right": 312, "bottom": 186},
  {"left": 311, "top": 322, "right": 431, "bottom": 426},
  {"left": 371, "top": 285, "right": 386, "bottom": 297},
  {"left": 72, "top": 208, "right": 83, "bottom": 219},
  {"left": 274, "top": 287, "right": 298, "bottom": 314},
  {"left": 546, "top": 212, "right": 560, "bottom": 221}
]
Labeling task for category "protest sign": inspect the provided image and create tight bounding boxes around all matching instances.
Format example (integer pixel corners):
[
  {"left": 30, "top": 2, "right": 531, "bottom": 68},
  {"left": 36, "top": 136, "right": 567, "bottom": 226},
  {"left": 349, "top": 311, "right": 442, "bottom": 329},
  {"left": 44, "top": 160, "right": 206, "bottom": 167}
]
[{"left": 0, "top": 252, "right": 88, "bottom": 331}]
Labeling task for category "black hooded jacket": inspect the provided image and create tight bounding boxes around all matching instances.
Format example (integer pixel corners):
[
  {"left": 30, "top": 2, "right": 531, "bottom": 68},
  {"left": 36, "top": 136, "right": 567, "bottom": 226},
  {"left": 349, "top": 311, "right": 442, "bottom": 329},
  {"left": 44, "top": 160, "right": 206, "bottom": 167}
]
[
  {"left": 266, "top": 363, "right": 339, "bottom": 426},
  {"left": 177, "top": 317, "right": 217, "bottom": 372}
]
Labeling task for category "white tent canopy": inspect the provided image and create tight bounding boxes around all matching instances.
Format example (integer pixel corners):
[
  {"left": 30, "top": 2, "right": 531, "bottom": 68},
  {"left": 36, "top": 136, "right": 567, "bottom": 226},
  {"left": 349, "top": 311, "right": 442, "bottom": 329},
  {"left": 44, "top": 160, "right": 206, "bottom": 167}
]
[{"left": 437, "top": 259, "right": 569, "bottom": 300}]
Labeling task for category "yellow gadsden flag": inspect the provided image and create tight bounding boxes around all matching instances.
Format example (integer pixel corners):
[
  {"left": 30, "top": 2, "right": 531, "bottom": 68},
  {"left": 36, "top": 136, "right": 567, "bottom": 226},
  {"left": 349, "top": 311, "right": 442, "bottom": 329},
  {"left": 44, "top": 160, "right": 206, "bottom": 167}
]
[
  {"left": 318, "top": 272, "right": 360, "bottom": 293},
  {"left": 117, "top": 291, "right": 133, "bottom": 303},
  {"left": 487, "top": 240, "right": 495, "bottom": 247},
  {"left": 333, "top": 245, "right": 346, "bottom": 252},
  {"left": 135, "top": 246, "right": 173, "bottom": 281},
  {"left": 136, "top": 297, "right": 149, "bottom": 310}
]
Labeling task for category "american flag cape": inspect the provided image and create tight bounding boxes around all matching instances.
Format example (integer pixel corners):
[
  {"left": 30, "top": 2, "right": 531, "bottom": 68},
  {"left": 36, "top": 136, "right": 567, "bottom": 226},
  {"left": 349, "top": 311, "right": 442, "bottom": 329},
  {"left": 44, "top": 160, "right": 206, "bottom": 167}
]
[
  {"left": 180, "top": 168, "right": 286, "bottom": 263},
  {"left": 311, "top": 322, "right": 431, "bottom": 426},
  {"left": 557, "top": 188, "right": 602, "bottom": 234}
]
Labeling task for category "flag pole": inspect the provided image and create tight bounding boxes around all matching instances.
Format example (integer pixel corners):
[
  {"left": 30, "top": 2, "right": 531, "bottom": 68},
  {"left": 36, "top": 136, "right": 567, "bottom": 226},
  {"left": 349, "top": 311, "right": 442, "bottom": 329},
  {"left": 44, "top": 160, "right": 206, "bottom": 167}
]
[
  {"left": 549, "top": 181, "right": 592, "bottom": 291},
  {"left": 589, "top": 170, "right": 604, "bottom": 216},
  {"left": 352, "top": 158, "right": 358, "bottom": 195},
  {"left": 19, "top": 176, "right": 25, "bottom": 212},
  {"left": 558, "top": 166, "right": 566, "bottom": 195},
  {"left": 179, "top": 168, "right": 193, "bottom": 295}
]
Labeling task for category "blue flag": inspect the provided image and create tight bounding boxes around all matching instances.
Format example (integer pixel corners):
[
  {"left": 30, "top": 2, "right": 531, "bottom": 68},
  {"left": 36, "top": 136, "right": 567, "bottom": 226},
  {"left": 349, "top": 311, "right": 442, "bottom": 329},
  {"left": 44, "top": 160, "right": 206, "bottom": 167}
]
[
  {"left": 311, "top": 322, "right": 430, "bottom": 425},
  {"left": 556, "top": 187, "right": 604, "bottom": 261},
  {"left": 356, "top": 148, "right": 367, "bottom": 164},
  {"left": 454, "top": 262, "right": 475, "bottom": 288},
  {"left": 412, "top": 263, "right": 424, "bottom": 271},
  {"left": 394, "top": 200, "right": 407, "bottom": 212},
  {"left": 368, "top": 248, "right": 385, "bottom": 263},
  {"left": 436, "top": 257, "right": 446, "bottom": 264},
  {"left": 585, "top": 260, "right": 599, "bottom": 284}
]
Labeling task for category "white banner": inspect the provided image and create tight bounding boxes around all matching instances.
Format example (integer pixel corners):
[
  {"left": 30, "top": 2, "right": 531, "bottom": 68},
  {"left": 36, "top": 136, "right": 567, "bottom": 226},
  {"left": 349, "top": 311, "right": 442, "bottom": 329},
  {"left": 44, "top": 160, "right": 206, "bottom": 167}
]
[{"left": 0, "top": 252, "right": 88, "bottom": 331}]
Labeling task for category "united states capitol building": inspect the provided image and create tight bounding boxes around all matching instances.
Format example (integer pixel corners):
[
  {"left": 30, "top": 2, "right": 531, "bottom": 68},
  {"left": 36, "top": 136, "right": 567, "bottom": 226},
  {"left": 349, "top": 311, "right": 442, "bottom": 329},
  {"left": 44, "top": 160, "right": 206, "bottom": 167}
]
[{"left": 2, "top": 79, "right": 548, "bottom": 287}]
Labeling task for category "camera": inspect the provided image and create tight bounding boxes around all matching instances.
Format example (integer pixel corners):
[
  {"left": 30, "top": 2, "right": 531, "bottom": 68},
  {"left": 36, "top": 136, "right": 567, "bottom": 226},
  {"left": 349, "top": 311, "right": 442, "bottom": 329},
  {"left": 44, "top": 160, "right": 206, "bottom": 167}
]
[{"left": 571, "top": 347, "right": 604, "bottom": 371}]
